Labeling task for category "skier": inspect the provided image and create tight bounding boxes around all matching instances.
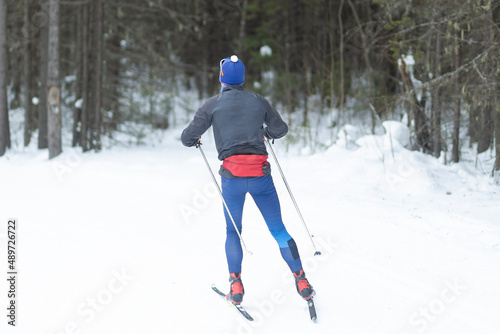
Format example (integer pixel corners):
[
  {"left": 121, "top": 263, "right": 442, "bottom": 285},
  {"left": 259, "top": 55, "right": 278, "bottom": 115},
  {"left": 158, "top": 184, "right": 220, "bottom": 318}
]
[{"left": 181, "top": 55, "right": 314, "bottom": 305}]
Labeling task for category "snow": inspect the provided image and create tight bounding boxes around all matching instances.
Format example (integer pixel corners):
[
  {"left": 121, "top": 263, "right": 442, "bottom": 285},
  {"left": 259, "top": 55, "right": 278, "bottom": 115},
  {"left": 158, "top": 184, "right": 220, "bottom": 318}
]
[
  {"left": 1, "top": 121, "right": 499, "bottom": 334},
  {"left": 400, "top": 53, "right": 415, "bottom": 66},
  {"left": 337, "top": 124, "right": 363, "bottom": 150},
  {"left": 382, "top": 121, "right": 411, "bottom": 148},
  {"left": 259, "top": 45, "right": 272, "bottom": 57},
  {"left": 75, "top": 98, "right": 83, "bottom": 109},
  {"left": 398, "top": 52, "right": 423, "bottom": 101}
]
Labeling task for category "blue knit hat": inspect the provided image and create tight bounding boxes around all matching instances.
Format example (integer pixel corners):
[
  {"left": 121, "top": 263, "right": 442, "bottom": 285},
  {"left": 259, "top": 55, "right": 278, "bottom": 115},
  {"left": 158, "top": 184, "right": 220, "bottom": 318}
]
[{"left": 219, "top": 55, "right": 245, "bottom": 85}]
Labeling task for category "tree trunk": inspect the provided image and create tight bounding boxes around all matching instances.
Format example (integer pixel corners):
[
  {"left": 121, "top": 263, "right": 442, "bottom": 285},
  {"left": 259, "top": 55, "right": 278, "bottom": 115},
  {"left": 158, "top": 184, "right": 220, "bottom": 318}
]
[
  {"left": 494, "top": 67, "right": 500, "bottom": 180},
  {"left": 38, "top": 0, "right": 49, "bottom": 149},
  {"left": 81, "top": 1, "right": 89, "bottom": 152},
  {"left": 73, "top": 4, "right": 83, "bottom": 147},
  {"left": 237, "top": 0, "right": 248, "bottom": 55},
  {"left": 477, "top": 104, "right": 493, "bottom": 154},
  {"left": 477, "top": 6, "right": 494, "bottom": 155},
  {"left": 23, "top": 0, "right": 34, "bottom": 147},
  {"left": 491, "top": 2, "right": 500, "bottom": 180},
  {"left": 0, "top": 0, "right": 10, "bottom": 156},
  {"left": 10, "top": 50, "right": 21, "bottom": 110},
  {"left": 90, "top": 0, "right": 103, "bottom": 151},
  {"left": 469, "top": 96, "right": 478, "bottom": 146},
  {"left": 89, "top": 0, "right": 103, "bottom": 151},
  {"left": 47, "top": 0, "right": 61, "bottom": 159},
  {"left": 338, "top": 0, "right": 345, "bottom": 129},
  {"left": 283, "top": 0, "right": 293, "bottom": 124},
  {"left": 398, "top": 60, "right": 431, "bottom": 153},
  {"left": 431, "top": 25, "right": 442, "bottom": 158},
  {"left": 451, "top": 32, "right": 461, "bottom": 163},
  {"left": 328, "top": 0, "right": 336, "bottom": 132},
  {"left": 494, "top": 96, "right": 500, "bottom": 179},
  {"left": 103, "top": 23, "right": 121, "bottom": 133}
]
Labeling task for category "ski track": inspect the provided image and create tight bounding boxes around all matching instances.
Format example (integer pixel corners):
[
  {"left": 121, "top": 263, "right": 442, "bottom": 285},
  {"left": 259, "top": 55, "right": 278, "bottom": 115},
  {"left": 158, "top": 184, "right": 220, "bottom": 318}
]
[{"left": 1, "top": 128, "right": 499, "bottom": 334}]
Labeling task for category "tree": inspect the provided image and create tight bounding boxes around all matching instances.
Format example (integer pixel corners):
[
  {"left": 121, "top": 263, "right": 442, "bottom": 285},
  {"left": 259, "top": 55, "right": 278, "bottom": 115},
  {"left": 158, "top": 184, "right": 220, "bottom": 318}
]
[
  {"left": 74, "top": 0, "right": 103, "bottom": 152},
  {"left": 73, "top": 0, "right": 85, "bottom": 147},
  {"left": 23, "top": 0, "right": 36, "bottom": 147},
  {"left": 451, "top": 31, "right": 461, "bottom": 163},
  {"left": 89, "top": 0, "right": 103, "bottom": 151},
  {"left": 0, "top": 0, "right": 10, "bottom": 157},
  {"left": 101, "top": 5, "right": 122, "bottom": 134},
  {"left": 47, "top": 0, "right": 61, "bottom": 159},
  {"left": 38, "top": 0, "right": 49, "bottom": 149},
  {"left": 430, "top": 12, "right": 442, "bottom": 158},
  {"left": 491, "top": 2, "right": 500, "bottom": 181},
  {"left": 1, "top": 0, "right": 499, "bottom": 181},
  {"left": 79, "top": 0, "right": 89, "bottom": 151}
]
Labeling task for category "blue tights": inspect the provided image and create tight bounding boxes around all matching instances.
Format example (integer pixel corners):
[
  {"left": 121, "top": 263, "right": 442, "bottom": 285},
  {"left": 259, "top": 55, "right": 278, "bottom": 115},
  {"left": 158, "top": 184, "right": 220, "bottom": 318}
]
[{"left": 221, "top": 174, "right": 303, "bottom": 274}]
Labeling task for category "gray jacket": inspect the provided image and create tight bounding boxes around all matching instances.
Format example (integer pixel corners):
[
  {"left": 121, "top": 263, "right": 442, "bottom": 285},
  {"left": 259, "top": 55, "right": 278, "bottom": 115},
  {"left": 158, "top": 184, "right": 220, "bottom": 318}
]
[{"left": 181, "top": 85, "right": 288, "bottom": 161}]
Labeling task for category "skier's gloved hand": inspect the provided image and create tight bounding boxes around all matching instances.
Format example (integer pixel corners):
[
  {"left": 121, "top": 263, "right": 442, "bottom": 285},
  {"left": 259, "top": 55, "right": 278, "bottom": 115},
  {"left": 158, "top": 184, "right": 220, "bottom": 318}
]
[
  {"left": 186, "top": 139, "right": 197, "bottom": 147},
  {"left": 263, "top": 129, "right": 275, "bottom": 144},
  {"left": 264, "top": 127, "right": 275, "bottom": 140}
]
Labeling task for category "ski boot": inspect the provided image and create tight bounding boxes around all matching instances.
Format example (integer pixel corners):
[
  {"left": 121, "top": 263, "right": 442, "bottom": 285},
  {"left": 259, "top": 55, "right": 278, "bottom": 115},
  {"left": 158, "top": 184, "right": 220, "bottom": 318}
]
[
  {"left": 226, "top": 272, "right": 244, "bottom": 304},
  {"left": 294, "top": 269, "right": 315, "bottom": 300}
]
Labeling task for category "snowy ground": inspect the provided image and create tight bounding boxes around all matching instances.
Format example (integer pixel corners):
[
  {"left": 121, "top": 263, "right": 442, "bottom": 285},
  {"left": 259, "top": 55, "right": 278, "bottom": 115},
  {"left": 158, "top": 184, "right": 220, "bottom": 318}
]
[{"left": 1, "top": 121, "right": 499, "bottom": 334}]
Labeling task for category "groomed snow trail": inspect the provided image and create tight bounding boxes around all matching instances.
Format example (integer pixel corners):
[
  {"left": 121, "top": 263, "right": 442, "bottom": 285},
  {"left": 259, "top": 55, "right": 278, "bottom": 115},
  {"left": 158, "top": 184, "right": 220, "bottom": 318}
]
[{"left": 1, "top": 126, "right": 499, "bottom": 334}]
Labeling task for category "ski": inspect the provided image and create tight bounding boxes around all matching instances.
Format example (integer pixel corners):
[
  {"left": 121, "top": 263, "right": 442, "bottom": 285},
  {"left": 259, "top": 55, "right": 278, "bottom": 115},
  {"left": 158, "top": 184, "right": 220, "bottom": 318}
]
[
  {"left": 307, "top": 297, "right": 317, "bottom": 321},
  {"left": 211, "top": 284, "right": 254, "bottom": 321}
]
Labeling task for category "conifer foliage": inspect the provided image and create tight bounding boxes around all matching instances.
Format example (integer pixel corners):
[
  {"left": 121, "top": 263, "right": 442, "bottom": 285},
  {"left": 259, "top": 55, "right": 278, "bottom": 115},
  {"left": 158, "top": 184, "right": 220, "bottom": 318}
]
[{"left": 0, "top": 0, "right": 498, "bottom": 178}]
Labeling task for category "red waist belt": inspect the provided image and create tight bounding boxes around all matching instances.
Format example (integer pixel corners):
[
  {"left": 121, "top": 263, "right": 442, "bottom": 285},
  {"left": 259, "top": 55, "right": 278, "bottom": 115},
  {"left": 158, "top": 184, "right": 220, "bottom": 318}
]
[{"left": 223, "top": 155, "right": 269, "bottom": 177}]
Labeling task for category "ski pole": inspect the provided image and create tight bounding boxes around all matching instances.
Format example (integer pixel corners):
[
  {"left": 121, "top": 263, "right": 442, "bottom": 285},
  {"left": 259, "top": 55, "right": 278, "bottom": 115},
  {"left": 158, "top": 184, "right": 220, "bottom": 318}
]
[
  {"left": 265, "top": 139, "right": 321, "bottom": 256},
  {"left": 196, "top": 142, "right": 252, "bottom": 255}
]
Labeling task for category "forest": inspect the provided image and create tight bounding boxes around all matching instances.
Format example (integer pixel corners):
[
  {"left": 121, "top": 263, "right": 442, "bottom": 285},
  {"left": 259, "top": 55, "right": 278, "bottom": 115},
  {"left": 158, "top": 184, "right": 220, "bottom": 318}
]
[{"left": 0, "top": 0, "right": 499, "bottom": 179}]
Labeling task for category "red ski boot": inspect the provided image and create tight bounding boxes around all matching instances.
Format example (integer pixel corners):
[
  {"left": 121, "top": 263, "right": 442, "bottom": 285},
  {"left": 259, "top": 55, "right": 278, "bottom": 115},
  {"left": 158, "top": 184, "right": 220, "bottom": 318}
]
[
  {"left": 294, "top": 270, "right": 315, "bottom": 300},
  {"left": 226, "top": 273, "right": 244, "bottom": 304}
]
